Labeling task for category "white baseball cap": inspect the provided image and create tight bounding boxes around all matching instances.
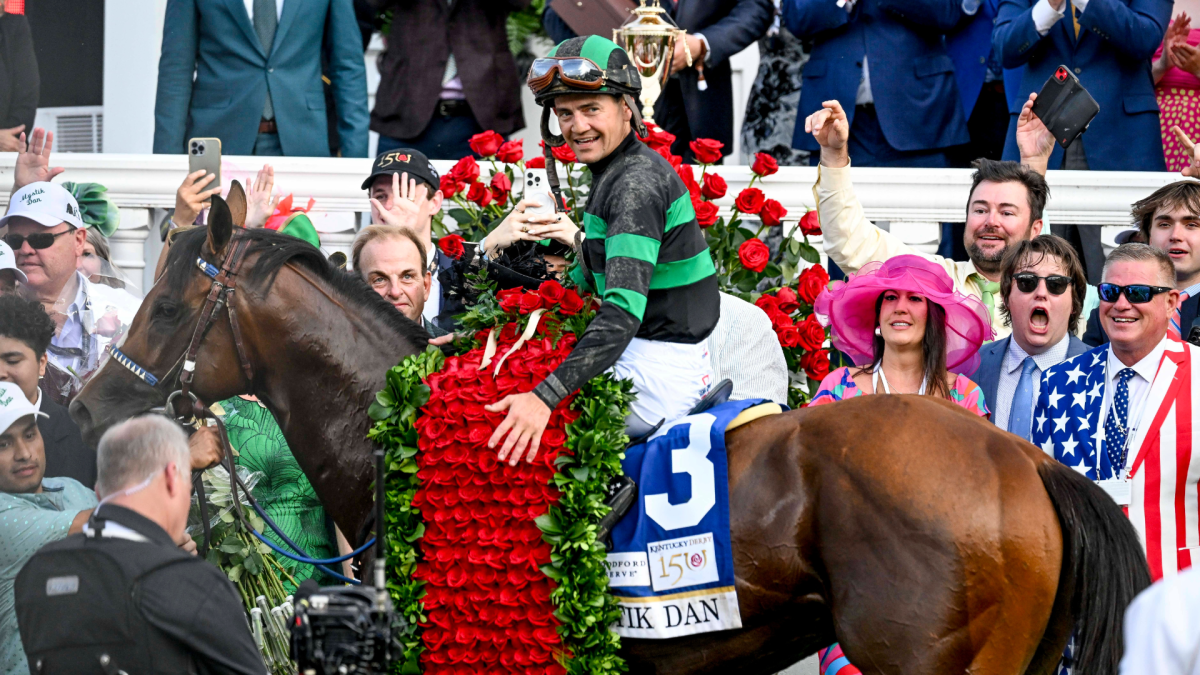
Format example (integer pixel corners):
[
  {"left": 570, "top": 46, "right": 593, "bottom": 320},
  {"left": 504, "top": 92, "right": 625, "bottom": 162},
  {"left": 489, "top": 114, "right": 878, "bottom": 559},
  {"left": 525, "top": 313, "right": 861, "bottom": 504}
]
[
  {"left": 0, "top": 240, "right": 27, "bottom": 284},
  {"left": 0, "top": 182, "right": 85, "bottom": 230},
  {"left": 0, "top": 381, "right": 45, "bottom": 436}
]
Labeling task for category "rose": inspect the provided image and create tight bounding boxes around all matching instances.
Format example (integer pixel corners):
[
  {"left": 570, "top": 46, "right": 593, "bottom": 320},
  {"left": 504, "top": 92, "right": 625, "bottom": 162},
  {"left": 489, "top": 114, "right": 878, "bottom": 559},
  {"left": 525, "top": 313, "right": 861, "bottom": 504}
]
[
  {"left": 755, "top": 294, "right": 781, "bottom": 313},
  {"left": 800, "top": 209, "right": 821, "bottom": 236},
  {"left": 469, "top": 130, "right": 504, "bottom": 158},
  {"left": 768, "top": 309, "right": 793, "bottom": 332},
  {"left": 490, "top": 171, "right": 512, "bottom": 193},
  {"left": 689, "top": 138, "right": 724, "bottom": 164},
  {"left": 776, "top": 286, "right": 800, "bottom": 313},
  {"left": 801, "top": 348, "right": 831, "bottom": 381},
  {"left": 653, "top": 143, "right": 682, "bottom": 167},
  {"left": 559, "top": 289, "right": 584, "bottom": 315},
  {"left": 738, "top": 238, "right": 770, "bottom": 272},
  {"left": 525, "top": 155, "right": 546, "bottom": 169},
  {"left": 538, "top": 279, "right": 565, "bottom": 305},
  {"left": 466, "top": 181, "right": 492, "bottom": 207},
  {"left": 676, "top": 163, "right": 700, "bottom": 196},
  {"left": 496, "top": 140, "right": 523, "bottom": 163},
  {"left": 751, "top": 152, "right": 779, "bottom": 177},
  {"left": 498, "top": 288, "right": 523, "bottom": 313},
  {"left": 449, "top": 156, "right": 480, "bottom": 184},
  {"left": 641, "top": 123, "right": 676, "bottom": 153},
  {"left": 700, "top": 173, "right": 727, "bottom": 200},
  {"left": 776, "top": 324, "right": 802, "bottom": 348},
  {"left": 734, "top": 187, "right": 766, "bottom": 215},
  {"left": 760, "top": 199, "right": 787, "bottom": 228},
  {"left": 438, "top": 234, "right": 465, "bottom": 260},
  {"left": 439, "top": 175, "right": 463, "bottom": 198},
  {"left": 796, "top": 265, "right": 830, "bottom": 304},
  {"left": 491, "top": 186, "right": 509, "bottom": 208},
  {"left": 519, "top": 292, "right": 543, "bottom": 313},
  {"left": 795, "top": 314, "right": 826, "bottom": 352},
  {"left": 545, "top": 141, "right": 577, "bottom": 164},
  {"left": 694, "top": 200, "right": 719, "bottom": 227}
]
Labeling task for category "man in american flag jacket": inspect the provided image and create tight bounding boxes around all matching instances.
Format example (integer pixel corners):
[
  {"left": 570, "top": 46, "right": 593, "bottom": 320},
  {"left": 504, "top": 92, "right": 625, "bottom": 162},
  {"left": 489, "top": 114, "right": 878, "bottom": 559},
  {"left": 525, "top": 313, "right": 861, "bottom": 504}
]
[{"left": 1033, "top": 244, "right": 1200, "bottom": 581}]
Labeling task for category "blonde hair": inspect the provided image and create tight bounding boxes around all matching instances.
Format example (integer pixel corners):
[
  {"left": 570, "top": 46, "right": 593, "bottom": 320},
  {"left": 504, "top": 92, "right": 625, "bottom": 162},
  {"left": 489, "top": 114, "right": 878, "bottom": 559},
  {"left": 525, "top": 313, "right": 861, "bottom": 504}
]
[{"left": 351, "top": 224, "right": 426, "bottom": 274}]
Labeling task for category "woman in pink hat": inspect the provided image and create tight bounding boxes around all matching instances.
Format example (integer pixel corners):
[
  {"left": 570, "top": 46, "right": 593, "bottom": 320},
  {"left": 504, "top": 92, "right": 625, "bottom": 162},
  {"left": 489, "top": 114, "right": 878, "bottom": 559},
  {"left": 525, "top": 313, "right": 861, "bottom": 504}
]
[{"left": 809, "top": 254, "right": 995, "bottom": 414}]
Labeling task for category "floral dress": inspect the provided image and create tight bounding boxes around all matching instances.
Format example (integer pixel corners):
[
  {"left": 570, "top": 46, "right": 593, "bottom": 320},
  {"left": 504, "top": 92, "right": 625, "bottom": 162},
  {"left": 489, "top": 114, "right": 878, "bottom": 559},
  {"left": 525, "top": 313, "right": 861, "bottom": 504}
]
[
  {"left": 213, "top": 396, "right": 336, "bottom": 591},
  {"left": 810, "top": 366, "right": 989, "bottom": 417}
]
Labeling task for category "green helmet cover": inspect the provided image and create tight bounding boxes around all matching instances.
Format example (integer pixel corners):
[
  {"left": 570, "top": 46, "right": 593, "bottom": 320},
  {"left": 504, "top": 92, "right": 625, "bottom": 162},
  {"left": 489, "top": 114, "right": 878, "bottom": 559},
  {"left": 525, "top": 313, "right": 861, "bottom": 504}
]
[{"left": 534, "top": 36, "right": 641, "bottom": 106}]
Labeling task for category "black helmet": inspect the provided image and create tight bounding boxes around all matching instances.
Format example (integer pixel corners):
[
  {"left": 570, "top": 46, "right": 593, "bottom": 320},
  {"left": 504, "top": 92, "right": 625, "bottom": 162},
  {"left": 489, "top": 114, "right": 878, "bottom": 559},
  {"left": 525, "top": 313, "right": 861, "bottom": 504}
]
[{"left": 528, "top": 36, "right": 641, "bottom": 107}]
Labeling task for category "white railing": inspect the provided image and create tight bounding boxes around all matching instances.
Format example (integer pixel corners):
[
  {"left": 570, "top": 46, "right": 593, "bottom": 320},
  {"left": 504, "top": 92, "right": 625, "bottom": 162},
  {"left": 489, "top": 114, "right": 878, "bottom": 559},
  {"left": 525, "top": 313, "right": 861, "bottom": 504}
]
[{"left": 0, "top": 153, "right": 1184, "bottom": 292}]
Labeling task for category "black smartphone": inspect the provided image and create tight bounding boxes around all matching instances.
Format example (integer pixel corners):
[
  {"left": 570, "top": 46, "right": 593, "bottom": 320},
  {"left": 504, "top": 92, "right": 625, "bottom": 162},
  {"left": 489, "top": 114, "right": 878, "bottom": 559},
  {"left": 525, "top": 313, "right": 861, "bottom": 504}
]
[{"left": 1031, "top": 66, "right": 1100, "bottom": 149}]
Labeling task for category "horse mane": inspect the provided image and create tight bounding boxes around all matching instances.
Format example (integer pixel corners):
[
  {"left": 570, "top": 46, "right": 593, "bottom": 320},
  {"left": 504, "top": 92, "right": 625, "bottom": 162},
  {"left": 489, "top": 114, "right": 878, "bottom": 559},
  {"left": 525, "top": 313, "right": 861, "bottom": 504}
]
[{"left": 165, "top": 226, "right": 431, "bottom": 345}]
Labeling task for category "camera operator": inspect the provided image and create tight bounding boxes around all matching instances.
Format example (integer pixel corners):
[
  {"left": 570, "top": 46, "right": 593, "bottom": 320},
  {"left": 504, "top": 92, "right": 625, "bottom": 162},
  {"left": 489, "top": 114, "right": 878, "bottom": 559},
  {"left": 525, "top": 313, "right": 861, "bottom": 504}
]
[{"left": 14, "top": 415, "right": 264, "bottom": 675}]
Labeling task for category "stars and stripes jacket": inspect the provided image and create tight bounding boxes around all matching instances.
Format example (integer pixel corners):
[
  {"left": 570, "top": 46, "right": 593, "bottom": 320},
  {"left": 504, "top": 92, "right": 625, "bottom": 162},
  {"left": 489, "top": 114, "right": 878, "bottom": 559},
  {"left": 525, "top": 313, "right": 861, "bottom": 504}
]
[{"left": 1032, "top": 339, "right": 1200, "bottom": 581}]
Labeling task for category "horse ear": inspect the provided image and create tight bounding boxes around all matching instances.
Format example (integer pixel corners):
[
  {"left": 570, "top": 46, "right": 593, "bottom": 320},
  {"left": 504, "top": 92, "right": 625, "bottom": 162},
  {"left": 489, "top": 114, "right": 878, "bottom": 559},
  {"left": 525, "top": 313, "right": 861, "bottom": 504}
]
[
  {"left": 226, "top": 180, "right": 247, "bottom": 228},
  {"left": 207, "top": 196, "right": 234, "bottom": 257}
]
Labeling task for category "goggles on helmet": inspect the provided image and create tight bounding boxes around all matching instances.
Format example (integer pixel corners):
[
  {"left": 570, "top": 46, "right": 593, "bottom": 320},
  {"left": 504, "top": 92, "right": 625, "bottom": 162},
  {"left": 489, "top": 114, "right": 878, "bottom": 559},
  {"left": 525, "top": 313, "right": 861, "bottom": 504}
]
[{"left": 527, "top": 57, "right": 606, "bottom": 95}]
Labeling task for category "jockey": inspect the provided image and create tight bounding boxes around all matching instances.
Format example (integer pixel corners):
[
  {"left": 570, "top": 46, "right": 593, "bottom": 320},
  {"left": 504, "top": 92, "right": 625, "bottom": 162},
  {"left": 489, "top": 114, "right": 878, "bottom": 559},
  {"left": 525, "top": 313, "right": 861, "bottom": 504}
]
[{"left": 486, "top": 36, "right": 721, "bottom": 529}]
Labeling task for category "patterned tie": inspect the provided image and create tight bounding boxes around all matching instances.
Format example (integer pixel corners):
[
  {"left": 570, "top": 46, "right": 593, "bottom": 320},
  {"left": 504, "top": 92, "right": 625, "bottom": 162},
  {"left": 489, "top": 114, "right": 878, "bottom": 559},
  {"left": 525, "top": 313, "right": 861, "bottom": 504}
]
[
  {"left": 971, "top": 274, "right": 1000, "bottom": 325},
  {"left": 1008, "top": 357, "right": 1037, "bottom": 441},
  {"left": 1170, "top": 291, "right": 1189, "bottom": 340},
  {"left": 253, "top": 0, "right": 276, "bottom": 120},
  {"left": 1103, "top": 368, "right": 1137, "bottom": 477}
]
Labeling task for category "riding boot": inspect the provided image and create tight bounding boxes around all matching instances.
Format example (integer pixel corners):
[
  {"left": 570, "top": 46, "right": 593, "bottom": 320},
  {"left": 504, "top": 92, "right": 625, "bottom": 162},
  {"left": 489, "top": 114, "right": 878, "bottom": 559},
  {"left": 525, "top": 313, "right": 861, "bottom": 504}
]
[{"left": 597, "top": 475, "right": 637, "bottom": 551}]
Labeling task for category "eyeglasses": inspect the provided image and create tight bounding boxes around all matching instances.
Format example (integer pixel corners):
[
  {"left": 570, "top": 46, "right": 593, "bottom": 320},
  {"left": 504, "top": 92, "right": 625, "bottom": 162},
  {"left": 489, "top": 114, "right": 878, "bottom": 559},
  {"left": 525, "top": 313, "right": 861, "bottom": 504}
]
[
  {"left": 527, "top": 57, "right": 606, "bottom": 93},
  {"left": 4, "top": 230, "right": 72, "bottom": 251},
  {"left": 1097, "top": 283, "right": 1174, "bottom": 304},
  {"left": 1013, "top": 273, "right": 1073, "bottom": 296}
]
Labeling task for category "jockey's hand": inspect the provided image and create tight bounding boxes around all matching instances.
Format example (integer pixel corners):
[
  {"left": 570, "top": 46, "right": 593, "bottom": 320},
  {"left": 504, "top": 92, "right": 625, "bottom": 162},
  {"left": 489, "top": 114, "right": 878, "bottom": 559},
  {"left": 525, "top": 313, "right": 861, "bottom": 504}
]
[
  {"left": 486, "top": 392, "right": 551, "bottom": 466},
  {"left": 804, "top": 100, "right": 849, "bottom": 168},
  {"left": 1016, "top": 93, "right": 1055, "bottom": 176},
  {"left": 188, "top": 426, "right": 225, "bottom": 470}
]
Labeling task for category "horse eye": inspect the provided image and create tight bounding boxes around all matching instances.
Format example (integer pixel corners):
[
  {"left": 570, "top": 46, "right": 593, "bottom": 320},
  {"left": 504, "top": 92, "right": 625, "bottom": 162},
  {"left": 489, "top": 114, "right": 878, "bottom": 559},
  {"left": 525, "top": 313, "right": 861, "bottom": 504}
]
[{"left": 153, "top": 302, "right": 178, "bottom": 321}]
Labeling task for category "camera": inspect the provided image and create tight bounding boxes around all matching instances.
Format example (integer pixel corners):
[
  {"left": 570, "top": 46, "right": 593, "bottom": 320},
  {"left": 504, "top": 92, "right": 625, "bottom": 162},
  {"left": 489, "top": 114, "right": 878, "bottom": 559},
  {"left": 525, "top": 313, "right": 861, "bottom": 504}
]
[{"left": 190, "top": 140, "right": 205, "bottom": 155}]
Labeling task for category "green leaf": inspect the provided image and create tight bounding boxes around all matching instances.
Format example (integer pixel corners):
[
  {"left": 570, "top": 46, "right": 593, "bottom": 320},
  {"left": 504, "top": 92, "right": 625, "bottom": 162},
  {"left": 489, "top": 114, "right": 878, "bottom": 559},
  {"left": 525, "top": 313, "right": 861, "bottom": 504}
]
[
  {"left": 219, "top": 538, "right": 244, "bottom": 554},
  {"left": 798, "top": 242, "right": 821, "bottom": 264},
  {"left": 368, "top": 400, "right": 394, "bottom": 421},
  {"left": 448, "top": 208, "right": 474, "bottom": 226},
  {"left": 570, "top": 467, "right": 591, "bottom": 482},
  {"left": 404, "top": 522, "right": 425, "bottom": 542}
]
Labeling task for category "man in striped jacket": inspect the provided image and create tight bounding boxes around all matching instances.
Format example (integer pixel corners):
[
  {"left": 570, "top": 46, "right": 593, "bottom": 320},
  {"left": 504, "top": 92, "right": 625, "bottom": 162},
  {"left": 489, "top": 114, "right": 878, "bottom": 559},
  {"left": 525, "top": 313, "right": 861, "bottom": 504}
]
[
  {"left": 487, "top": 36, "right": 720, "bottom": 470},
  {"left": 1033, "top": 243, "right": 1200, "bottom": 581}
]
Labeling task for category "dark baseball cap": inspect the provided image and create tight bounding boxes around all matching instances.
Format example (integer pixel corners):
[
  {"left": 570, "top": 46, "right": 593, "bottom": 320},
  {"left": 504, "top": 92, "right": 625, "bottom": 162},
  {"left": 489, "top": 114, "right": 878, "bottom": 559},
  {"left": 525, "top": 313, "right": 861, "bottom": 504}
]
[{"left": 361, "top": 148, "right": 440, "bottom": 193}]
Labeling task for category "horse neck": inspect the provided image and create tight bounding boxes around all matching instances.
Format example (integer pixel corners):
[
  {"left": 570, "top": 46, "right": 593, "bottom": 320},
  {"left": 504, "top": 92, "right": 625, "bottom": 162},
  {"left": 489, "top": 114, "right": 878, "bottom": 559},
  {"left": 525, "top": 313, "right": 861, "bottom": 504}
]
[{"left": 249, "top": 263, "right": 420, "bottom": 540}]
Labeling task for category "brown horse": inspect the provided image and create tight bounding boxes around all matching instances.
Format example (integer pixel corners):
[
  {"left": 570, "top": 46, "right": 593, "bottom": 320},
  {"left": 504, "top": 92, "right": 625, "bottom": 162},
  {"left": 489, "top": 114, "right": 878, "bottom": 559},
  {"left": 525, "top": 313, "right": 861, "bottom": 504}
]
[{"left": 72, "top": 202, "right": 1149, "bottom": 675}]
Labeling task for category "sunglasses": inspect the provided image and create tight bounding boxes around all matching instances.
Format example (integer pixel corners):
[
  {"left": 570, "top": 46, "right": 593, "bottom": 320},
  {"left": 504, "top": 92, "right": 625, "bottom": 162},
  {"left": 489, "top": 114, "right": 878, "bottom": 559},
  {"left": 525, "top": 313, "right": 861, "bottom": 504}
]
[
  {"left": 527, "top": 57, "right": 605, "bottom": 94},
  {"left": 1013, "top": 273, "right": 1073, "bottom": 296},
  {"left": 4, "top": 230, "right": 73, "bottom": 251},
  {"left": 1097, "top": 283, "right": 1174, "bottom": 304}
]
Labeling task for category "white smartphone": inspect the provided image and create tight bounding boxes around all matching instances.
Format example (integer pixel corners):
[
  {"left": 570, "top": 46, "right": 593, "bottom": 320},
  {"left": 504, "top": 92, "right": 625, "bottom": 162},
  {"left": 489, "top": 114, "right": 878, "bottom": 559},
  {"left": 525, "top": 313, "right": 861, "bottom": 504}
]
[{"left": 523, "top": 169, "right": 556, "bottom": 216}]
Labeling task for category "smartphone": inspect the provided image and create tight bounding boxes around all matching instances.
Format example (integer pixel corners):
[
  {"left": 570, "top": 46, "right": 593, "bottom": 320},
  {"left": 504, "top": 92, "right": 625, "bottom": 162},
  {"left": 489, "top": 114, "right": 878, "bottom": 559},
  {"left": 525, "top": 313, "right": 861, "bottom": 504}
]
[
  {"left": 523, "top": 168, "right": 556, "bottom": 216},
  {"left": 1031, "top": 66, "right": 1100, "bottom": 149},
  {"left": 187, "top": 137, "right": 222, "bottom": 190}
]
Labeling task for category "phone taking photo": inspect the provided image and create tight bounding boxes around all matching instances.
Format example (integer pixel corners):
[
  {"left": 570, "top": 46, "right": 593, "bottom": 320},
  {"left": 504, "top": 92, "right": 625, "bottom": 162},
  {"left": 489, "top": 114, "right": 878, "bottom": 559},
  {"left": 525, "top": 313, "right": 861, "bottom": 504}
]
[
  {"left": 523, "top": 169, "right": 556, "bottom": 217},
  {"left": 1031, "top": 66, "right": 1100, "bottom": 149},
  {"left": 187, "top": 137, "right": 222, "bottom": 190}
]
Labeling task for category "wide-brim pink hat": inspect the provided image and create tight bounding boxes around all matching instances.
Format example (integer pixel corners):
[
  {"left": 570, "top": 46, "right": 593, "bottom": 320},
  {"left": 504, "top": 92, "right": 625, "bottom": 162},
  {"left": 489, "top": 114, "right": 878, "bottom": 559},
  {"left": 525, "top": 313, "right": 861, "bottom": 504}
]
[{"left": 813, "top": 255, "right": 994, "bottom": 374}]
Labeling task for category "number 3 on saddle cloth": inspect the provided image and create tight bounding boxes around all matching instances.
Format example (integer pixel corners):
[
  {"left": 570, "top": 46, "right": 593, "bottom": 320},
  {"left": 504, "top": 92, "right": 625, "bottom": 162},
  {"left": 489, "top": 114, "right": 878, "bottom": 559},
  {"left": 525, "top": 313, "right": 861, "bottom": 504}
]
[{"left": 605, "top": 399, "right": 781, "bottom": 639}]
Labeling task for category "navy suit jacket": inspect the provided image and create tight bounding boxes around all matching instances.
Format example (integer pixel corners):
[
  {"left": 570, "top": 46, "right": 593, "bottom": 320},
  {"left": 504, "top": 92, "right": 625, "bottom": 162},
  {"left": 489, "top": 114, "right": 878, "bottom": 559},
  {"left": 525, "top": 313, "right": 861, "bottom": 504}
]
[
  {"left": 993, "top": 0, "right": 1171, "bottom": 171},
  {"left": 946, "top": 0, "right": 997, "bottom": 119},
  {"left": 154, "top": 0, "right": 369, "bottom": 157},
  {"left": 1083, "top": 292, "right": 1200, "bottom": 346},
  {"left": 968, "top": 334, "right": 1090, "bottom": 425},
  {"left": 783, "top": 0, "right": 970, "bottom": 153}
]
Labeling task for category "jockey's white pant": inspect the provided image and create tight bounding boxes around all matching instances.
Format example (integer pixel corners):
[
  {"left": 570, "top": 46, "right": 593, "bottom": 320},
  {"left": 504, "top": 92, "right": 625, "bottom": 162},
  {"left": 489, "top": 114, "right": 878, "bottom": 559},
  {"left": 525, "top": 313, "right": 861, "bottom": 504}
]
[{"left": 609, "top": 337, "right": 713, "bottom": 437}]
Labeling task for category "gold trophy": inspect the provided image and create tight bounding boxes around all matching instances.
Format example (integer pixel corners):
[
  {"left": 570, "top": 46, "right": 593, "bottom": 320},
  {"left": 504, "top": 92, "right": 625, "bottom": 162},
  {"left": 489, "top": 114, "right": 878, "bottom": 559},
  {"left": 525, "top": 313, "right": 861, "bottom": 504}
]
[{"left": 613, "top": 0, "right": 690, "bottom": 125}]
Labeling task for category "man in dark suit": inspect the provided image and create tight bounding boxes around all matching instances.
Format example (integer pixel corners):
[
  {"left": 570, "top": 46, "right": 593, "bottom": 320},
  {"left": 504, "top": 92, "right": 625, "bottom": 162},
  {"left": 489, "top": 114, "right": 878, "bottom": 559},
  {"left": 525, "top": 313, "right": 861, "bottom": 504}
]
[
  {"left": 367, "top": 0, "right": 530, "bottom": 160},
  {"left": 543, "top": 0, "right": 773, "bottom": 163},
  {"left": 783, "top": 0, "right": 969, "bottom": 168},
  {"left": 154, "top": 0, "right": 369, "bottom": 157},
  {"left": 1084, "top": 181, "right": 1200, "bottom": 347},
  {"left": 969, "top": 235, "right": 1089, "bottom": 438}
]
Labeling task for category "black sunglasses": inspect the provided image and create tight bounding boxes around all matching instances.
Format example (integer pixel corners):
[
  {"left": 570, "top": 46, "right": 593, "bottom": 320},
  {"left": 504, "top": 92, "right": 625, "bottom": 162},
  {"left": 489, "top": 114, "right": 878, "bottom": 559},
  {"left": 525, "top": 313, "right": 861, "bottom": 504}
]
[
  {"left": 4, "top": 230, "right": 72, "bottom": 251},
  {"left": 1013, "top": 273, "right": 1073, "bottom": 296},
  {"left": 1097, "top": 283, "right": 1174, "bottom": 304}
]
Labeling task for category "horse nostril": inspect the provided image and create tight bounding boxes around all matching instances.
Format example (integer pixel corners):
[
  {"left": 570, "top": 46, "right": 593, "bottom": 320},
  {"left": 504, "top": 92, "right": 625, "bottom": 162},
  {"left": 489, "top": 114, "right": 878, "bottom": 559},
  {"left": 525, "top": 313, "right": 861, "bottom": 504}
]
[{"left": 69, "top": 399, "right": 93, "bottom": 438}]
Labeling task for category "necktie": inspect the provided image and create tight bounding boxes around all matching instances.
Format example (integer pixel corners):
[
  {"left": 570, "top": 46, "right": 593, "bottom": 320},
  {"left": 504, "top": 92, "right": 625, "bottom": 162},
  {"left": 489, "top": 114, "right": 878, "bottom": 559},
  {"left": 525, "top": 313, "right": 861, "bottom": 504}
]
[
  {"left": 1103, "top": 368, "right": 1137, "bottom": 477},
  {"left": 253, "top": 0, "right": 277, "bottom": 120},
  {"left": 1008, "top": 356, "right": 1037, "bottom": 440},
  {"left": 1071, "top": 3, "right": 1081, "bottom": 39},
  {"left": 971, "top": 274, "right": 1000, "bottom": 324},
  {"left": 1170, "top": 291, "right": 1189, "bottom": 340},
  {"left": 441, "top": 0, "right": 457, "bottom": 88}
]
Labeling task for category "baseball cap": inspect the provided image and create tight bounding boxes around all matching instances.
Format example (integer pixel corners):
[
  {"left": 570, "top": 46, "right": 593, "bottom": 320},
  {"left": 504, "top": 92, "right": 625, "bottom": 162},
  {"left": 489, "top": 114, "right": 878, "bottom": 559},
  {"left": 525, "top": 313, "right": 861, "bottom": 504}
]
[
  {"left": 0, "top": 182, "right": 85, "bottom": 230},
  {"left": 0, "top": 381, "right": 45, "bottom": 436},
  {"left": 361, "top": 148, "right": 440, "bottom": 194},
  {"left": 0, "top": 240, "right": 28, "bottom": 284}
]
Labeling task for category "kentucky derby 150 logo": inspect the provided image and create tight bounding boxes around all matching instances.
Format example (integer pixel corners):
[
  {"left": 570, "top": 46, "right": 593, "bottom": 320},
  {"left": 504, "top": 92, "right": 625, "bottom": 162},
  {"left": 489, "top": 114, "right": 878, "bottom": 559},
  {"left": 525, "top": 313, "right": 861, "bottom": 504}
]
[
  {"left": 377, "top": 151, "right": 411, "bottom": 167},
  {"left": 647, "top": 532, "right": 719, "bottom": 591}
]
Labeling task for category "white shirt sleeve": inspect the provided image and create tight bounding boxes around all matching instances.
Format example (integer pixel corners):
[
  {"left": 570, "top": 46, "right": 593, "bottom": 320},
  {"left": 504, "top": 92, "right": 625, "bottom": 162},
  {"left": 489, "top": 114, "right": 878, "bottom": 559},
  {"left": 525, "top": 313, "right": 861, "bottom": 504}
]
[
  {"left": 1032, "top": 0, "right": 1066, "bottom": 35},
  {"left": 1120, "top": 571, "right": 1200, "bottom": 675}
]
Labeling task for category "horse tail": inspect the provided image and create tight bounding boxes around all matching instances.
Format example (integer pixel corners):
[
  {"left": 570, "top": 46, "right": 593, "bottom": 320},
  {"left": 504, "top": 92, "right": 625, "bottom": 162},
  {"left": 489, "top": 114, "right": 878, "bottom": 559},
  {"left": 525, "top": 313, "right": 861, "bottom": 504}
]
[{"left": 1029, "top": 458, "right": 1151, "bottom": 675}]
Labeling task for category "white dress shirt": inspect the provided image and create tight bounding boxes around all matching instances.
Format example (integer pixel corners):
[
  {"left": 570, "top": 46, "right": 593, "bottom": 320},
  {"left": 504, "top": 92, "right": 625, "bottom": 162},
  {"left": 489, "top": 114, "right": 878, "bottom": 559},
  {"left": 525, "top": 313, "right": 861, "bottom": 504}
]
[
  {"left": 242, "top": 0, "right": 284, "bottom": 21},
  {"left": 708, "top": 293, "right": 789, "bottom": 405},
  {"left": 1120, "top": 567, "right": 1200, "bottom": 675},
  {"left": 1100, "top": 336, "right": 1170, "bottom": 471},
  {"left": 994, "top": 335, "right": 1071, "bottom": 430},
  {"left": 1032, "top": 0, "right": 1090, "bottom": 36}
]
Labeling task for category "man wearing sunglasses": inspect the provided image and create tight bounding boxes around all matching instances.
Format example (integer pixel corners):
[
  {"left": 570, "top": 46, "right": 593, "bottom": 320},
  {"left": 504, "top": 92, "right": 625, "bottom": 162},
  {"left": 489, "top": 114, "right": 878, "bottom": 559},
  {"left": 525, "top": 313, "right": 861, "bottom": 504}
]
[
  {"left": 1034, "top": 244, "right": 1200, "bottom": 582},
  {"left": 0, "top": 182, "right": 140, "bottom": 378},
  {"left": 969, "top": 235, "right": 1089, "bottom": 440}
]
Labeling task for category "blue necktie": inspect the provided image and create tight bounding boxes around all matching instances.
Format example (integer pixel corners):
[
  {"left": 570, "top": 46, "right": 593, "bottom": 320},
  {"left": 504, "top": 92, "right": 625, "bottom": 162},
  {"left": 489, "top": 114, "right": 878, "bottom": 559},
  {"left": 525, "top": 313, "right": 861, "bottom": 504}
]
[
  {"left": 1103, "top": 368, "right": 1138, "bottom": 477},
  {"left": 1008, "top": 356, "right": 1037, "bottom": 440}
]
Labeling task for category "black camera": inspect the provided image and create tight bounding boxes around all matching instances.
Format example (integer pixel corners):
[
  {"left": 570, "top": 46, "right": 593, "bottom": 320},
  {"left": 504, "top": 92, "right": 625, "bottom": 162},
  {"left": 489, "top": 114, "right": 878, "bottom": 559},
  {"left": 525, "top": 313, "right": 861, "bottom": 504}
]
[{"left": 290, "top": 450, "right": 401, "bottom": 674}]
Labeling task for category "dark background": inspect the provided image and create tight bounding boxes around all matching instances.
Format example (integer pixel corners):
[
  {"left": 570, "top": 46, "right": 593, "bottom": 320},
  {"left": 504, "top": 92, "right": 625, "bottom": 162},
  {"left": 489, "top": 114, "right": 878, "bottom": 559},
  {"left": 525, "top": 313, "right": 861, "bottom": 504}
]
[{"left": 27, "top": 0, "right": 104, "bottom": 107}]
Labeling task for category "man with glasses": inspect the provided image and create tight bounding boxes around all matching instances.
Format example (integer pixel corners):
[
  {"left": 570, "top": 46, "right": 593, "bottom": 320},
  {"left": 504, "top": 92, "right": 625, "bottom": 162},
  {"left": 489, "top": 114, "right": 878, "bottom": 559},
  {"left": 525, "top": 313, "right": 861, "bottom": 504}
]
[
  {"left": 1034, "top": 243, "right": 1200, "bottom": 582},
  {"left": 1, "top": 182, "right": 140, "bottom": 378},
  {"left": 968, "top": 235, "right": 1089, "bottom": 439}
]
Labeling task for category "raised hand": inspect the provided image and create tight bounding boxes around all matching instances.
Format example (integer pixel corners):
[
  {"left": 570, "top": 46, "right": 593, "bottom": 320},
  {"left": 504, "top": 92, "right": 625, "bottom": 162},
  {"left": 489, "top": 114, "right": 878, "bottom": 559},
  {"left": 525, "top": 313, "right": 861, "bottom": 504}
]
[
  {"left": 805, "top": 100, "right": 850, "bottom": 168},
  {"left": 1016, "top": 93, "right": 1056, "bottom": 175},
  {"left": 245, "top": 164, "right": 281, "bottom": 228},
  {"left": 1173, "top": 126, "right": 1200, "bottom": 178},
  {"left": 13, "top": 127, "right": 64, "bottom": 190},
  {"left": 369, "top": 172, "right": 428, "bottom": 233},
  {"left": 171, "top": 169, "right": 221, "bottom": 229}
]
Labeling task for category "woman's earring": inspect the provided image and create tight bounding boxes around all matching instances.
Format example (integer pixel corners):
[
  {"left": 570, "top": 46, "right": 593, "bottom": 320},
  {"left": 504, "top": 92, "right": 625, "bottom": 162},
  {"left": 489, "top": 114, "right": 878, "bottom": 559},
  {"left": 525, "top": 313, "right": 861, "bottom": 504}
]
[{"left": 874, "top": 327, "right": 881, "bottom": 336}]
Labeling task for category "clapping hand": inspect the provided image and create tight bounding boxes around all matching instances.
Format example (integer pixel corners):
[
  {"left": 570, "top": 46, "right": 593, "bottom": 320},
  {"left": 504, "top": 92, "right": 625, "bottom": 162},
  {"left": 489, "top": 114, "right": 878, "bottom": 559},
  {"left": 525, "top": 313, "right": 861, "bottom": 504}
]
[
  {"left": 805, "top": 100, "right": 850, "bottom": 168},
  {"left": 369, "top": 172, "right": 428, "bottom": 231},
  {"left": 13, "top": 127, "right": 64, "bottom": 190},
  {"left": 1016, "top": 93, "right": 1056, "bottom": 175},
  {"left": 244, "top": 164, "right": 281, "bottom": 229},
  {"left": 1173, "top": 126, "right": 1200, "bottom": 178}
]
